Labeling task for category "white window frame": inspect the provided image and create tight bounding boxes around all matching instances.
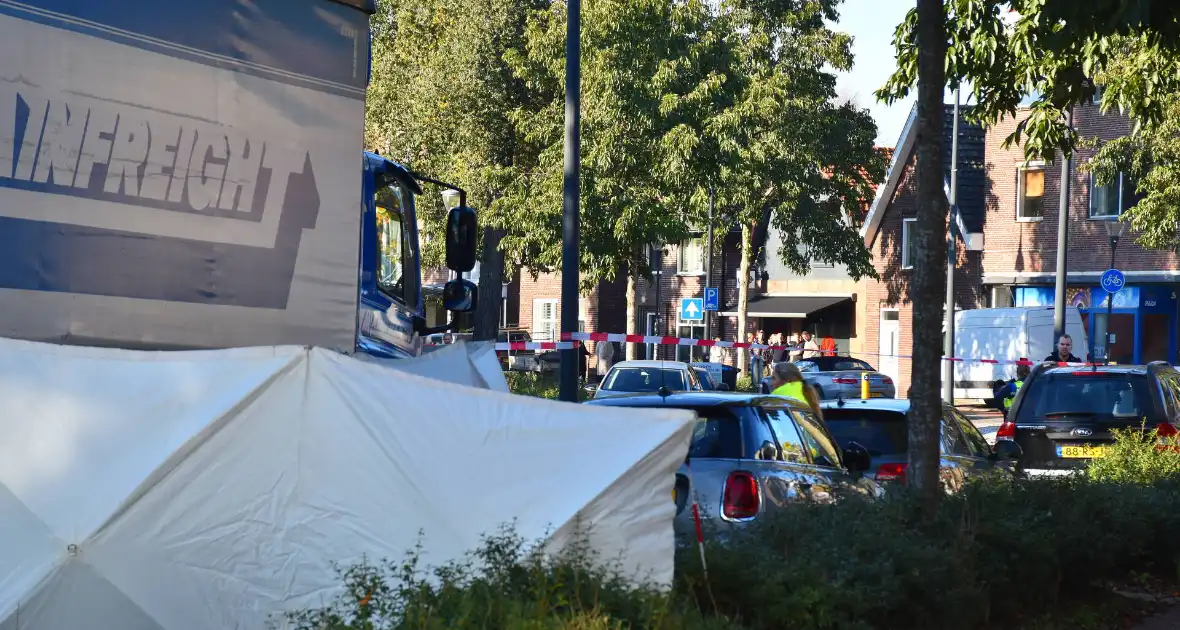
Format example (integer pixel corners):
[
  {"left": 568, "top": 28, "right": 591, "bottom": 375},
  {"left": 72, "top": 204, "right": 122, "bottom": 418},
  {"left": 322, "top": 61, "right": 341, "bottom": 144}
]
[
  {"left": 532, "top": 298, "right": 558, "bottom": 342},
  {"left": 676, "top": 312, "right": 706, "bottom": 362},
  {"left": 677, "top": 238, "right": 705, "bottom": 275},
  {"left": 901, "top": 218, "right": 917, "bottom": 270},
  {"left": 1089, "top": 171, "right": 1128, "bottom": 220},
  {"left": 1017, "top": 161, "right": 1047, "bottom": 222}
]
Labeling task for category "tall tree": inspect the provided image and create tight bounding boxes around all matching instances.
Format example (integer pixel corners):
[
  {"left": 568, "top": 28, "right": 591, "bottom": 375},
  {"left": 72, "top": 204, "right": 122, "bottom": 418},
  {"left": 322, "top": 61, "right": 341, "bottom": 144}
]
[
  {"left": 907, "top": 0, "right": 948, "bottom": 505},
  {"left": 366, "top": 0, "right": 543, "bottom": 340},
  {"left": 660, "top": 0, "right": 886, "bottom": 371},
  {"left": 497, "top": 0, "right": 708, "bottom": 293}
]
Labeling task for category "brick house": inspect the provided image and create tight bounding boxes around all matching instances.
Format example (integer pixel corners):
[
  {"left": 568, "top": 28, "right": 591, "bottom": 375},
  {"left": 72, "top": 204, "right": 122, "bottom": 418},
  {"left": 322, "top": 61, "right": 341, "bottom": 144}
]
[
  {"left": 511, "top": 235, "right": 742, "bottom": 371},
  {"left": 980, "top": 99, "right": 1180, "bottom": 364},
  {"left": 859, "top": 103, "right": 988, "bottom": 395}
]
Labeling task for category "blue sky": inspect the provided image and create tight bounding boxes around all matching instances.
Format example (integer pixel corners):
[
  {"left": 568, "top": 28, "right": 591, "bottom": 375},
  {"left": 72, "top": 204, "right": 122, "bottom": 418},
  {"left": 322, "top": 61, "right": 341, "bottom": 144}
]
[{"left": 833, "top": 0, "right": 965, "bottom": 147}]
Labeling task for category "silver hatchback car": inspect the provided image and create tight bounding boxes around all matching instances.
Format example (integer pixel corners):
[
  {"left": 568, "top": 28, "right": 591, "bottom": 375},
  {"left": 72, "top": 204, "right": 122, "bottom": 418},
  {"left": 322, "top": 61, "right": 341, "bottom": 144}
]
[
  {"left": 584, "top": 392, "right": 880, "bottom": 543},
  {"left": 760, "top": 356, "right": 896, "bottom": 399},
  {"left": 593, "top": 360, "right": 704, "bottom": 399}
]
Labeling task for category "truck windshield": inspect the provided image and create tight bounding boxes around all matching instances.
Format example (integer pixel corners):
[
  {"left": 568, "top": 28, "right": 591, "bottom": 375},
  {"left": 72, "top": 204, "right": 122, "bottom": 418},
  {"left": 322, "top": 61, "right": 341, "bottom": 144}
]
[{"left": 375, "top": 179, "right": 418, "bottom": 306}]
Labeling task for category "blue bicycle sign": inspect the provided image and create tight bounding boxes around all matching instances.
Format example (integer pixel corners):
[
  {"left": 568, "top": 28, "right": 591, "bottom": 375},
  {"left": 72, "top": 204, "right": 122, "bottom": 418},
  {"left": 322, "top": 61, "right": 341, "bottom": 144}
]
[{"left": 1101, "top": 268, "right": 1125, "bottom": 294}]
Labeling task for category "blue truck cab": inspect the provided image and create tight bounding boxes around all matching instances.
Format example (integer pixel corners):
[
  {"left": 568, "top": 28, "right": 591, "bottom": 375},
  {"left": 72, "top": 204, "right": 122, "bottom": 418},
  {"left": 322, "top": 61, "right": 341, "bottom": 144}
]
[{"left": 357, "top": 152, "right": 477, "bottom": 360}]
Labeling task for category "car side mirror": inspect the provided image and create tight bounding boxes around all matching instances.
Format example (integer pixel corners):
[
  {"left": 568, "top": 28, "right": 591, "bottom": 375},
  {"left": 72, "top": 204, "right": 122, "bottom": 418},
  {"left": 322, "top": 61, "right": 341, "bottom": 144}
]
[
  {"left": 842, "top": 441, "right": 872, "bottom": 473},
  {"left": 445, "top": 206, "right": 478, "bottom": 272},
  {"left": 992, "top": 440, "right": 1023, "bottom": 461},
  {"left": 443, "top": 278, "right": 477, "bottom": 312}
]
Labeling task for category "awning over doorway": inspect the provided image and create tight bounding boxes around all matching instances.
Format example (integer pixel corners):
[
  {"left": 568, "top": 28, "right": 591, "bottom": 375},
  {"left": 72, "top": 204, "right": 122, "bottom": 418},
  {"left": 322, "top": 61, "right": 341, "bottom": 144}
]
[{"left": 720, "top": 295, "right": 852, "bottom": 318}]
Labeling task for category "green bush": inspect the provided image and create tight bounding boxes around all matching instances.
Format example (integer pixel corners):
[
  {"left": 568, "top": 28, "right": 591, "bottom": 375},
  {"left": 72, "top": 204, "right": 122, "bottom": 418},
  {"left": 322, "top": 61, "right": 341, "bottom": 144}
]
[
  {"left": 1086, "top": 425, "right": 1180, "bottom": 485},
  {"left": 287, "top": 432, "right": 1180, "bottom": 630}
]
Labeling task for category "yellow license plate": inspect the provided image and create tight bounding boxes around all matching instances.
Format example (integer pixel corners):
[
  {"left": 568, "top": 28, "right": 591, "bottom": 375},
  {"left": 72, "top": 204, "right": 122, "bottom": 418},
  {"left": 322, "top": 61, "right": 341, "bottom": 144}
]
[
  {"left": 869, "top": 392, "right": 885, "bottom": 398},
  {"left": 1060, "top": 445, "right": 1108, "bottom": 458}
]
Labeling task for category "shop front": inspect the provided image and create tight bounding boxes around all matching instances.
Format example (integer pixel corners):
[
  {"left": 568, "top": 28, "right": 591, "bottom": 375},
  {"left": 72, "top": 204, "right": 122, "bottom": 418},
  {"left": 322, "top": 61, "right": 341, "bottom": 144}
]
[{"left": 1013, "top": 285, "right": 1177, "bottom": 364}]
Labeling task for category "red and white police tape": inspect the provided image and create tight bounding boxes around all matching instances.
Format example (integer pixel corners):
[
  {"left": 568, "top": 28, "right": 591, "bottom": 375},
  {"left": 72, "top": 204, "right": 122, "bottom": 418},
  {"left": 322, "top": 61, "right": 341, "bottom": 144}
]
[{"left": 491, "top": 331, "right": 1097, "bottom": 367}]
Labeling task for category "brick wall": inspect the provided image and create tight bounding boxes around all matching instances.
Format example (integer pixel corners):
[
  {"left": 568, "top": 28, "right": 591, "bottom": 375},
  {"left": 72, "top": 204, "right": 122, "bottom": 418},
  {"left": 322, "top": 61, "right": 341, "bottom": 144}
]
[
  {"left": 982, "top": 103, "right": 1180, "bottom": 277},
  {"left": 515, "top": 271, "right": 626, "bottom": 372},
  {"left": 862, "top": 155, "right": 986, "bottom": 396}
]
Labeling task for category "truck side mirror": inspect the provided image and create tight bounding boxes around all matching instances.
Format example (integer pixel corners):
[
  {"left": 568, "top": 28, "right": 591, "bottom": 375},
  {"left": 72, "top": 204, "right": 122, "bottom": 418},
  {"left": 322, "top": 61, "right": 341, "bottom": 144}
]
[
  {"left": 443, "top": 278, "right": 477, "bottom": 313},
  {"left": 446, "top": 206, "right": 478, "bottom": 272}
]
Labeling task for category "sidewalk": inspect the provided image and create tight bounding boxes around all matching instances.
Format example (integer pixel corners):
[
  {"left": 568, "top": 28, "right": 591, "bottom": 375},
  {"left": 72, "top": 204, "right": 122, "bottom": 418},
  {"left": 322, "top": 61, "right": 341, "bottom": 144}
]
[{"left": 959, "top": 402, "right": 1004, "bottom": 444}]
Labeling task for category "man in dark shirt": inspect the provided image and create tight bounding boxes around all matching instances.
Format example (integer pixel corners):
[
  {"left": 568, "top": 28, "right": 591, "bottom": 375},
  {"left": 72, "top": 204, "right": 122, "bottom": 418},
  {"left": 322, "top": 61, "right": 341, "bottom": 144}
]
[{"left": 1045, "top": 333, "right": 1083, "bottom": 363}]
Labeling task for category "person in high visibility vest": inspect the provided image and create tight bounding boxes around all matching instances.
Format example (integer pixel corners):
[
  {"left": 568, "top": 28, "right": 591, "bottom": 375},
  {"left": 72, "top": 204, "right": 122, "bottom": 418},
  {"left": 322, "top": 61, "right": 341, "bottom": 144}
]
[
  {"left": 999, "top": 364, "right": 1031, "bottom": 416},
  {"left": 768, "top": 361, "right": 824, "bottom": 420}
]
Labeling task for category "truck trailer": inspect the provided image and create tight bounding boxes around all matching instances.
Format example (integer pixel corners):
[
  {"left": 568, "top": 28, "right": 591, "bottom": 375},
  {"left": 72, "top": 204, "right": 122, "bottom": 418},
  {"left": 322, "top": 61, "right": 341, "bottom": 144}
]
[{"left": 0, "top": 0, "right": 476, "bottom": 359}]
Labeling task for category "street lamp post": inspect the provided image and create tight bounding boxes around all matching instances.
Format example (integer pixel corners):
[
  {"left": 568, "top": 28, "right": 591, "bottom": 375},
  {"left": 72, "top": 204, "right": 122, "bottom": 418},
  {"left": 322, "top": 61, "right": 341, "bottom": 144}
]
[
  {"left": 558, "top": 0, "right": 582, "bottom": 402},
  {"left": 1102, "top": 220, "right": 1125, "bottom": 364}
]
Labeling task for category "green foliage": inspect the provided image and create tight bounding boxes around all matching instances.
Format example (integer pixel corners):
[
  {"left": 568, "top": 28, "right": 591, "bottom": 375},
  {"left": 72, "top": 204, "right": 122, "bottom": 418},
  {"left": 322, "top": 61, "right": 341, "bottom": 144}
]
[
  {"left": 505, "top": 371, "right": 589, "bottom": 401},
  {"left": 1087, "top": 426, "right": 1180, "bottom": 485},
  {"left": 369, "top": 0, "right": 885, "bottom": 284},
  {"left": 367, "top": 0, "right": 544, "bottom": 267},
  {"left": 280, "top": 526, "right": 734, "bottom": 630},
  {"left": 878, "top": 1, "right": 1180, "bottom": 161}
]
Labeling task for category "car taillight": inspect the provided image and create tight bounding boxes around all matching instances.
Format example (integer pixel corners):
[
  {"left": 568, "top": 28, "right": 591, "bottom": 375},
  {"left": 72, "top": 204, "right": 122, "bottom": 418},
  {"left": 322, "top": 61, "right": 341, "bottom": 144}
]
[
  {"left": 832, "top": 377, "right": 858, "bottom": 384},
  {"left": 876, "top": 462, "right": 907, "bottom": 483},
  {"left": 1157, "top": 422, "right": 1178, "bottom": 438},
  {"left": 881, "top": 376, "right": 893, "bottom": 385},
  {"left": 722, "top": 471, "right": 759, "bottom": 520},
  {"left": 996, "top": 421, "right": 1016, "bottom": 441}
]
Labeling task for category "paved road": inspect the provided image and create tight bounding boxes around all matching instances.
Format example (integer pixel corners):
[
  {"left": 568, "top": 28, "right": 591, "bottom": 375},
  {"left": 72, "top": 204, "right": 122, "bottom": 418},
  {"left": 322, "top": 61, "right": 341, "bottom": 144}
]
[{"left": 960, "top": 403, "right": 1004, "bottom": 445}]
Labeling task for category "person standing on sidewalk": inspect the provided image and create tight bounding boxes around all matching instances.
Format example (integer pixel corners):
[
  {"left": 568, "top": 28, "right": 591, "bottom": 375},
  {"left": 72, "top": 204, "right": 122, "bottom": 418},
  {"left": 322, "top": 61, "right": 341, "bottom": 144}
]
[
  {"left": 748, "top": 331, "right": 764, "bottom": 380},
  {"left": 801, "top": 330, "right": 821, "bottom": 359},
  {"left": 998, "top": 364, "right": 1030, "bottom": 417},
  {"left": 1045, "top": 333, "right": 1083, "bottom": 363}
]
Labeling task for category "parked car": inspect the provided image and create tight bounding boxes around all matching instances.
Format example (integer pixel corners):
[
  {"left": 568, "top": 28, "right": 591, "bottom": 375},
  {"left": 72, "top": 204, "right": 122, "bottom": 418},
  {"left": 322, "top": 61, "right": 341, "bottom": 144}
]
[
  {"left": 495, "top": 329, "right": 558, "bottom": 372},
  {"left": 584, "top": 392, "right": 877, "bottom": 541},
  {"left": 999, "top": 361, "right": 1180, "bottom": 472},
  {"left": 594, "top": 360, "right": 704, "bottom": 399},
  {"left": 759, "top": 356, "right": 896, "bottom": 399},
  {"left": 820, "top": 398, "right": 1021, "bottom": 491},
  {"left": 693, "top": 366, "right": 730, "bottom": 391}
]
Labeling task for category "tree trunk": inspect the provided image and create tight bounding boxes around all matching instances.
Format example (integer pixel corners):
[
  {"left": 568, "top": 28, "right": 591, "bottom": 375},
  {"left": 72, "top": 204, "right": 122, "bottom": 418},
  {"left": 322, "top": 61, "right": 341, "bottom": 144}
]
[
  {"left": 737, "top": 222, "right": 753, "bottom": 377},
  {"left": 908, "top": 0, "right": 949, "bottom": 510},
  {"left": 473, "top": 226, "right": 506, "bottom": 341},
  {"left": 626, "top": 262, "right": 639, "bottom": 361}
]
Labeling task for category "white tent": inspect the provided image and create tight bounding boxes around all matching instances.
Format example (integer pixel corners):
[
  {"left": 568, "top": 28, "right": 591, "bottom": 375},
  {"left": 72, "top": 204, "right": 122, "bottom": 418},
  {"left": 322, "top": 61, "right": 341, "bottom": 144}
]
[
  {"left": 0, "top": 338, "right": 693, "bottom": 630},
  {"left": 358, "top": 339, "right": 510, "bottom": 392}
]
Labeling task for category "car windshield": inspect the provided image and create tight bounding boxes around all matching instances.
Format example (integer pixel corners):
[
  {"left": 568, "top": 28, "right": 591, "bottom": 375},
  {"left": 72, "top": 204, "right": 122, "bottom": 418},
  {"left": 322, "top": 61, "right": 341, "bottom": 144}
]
[
  {"left": 602, "top": 367, "right": 687, "bottom": 392},
  {"left": 1015, "top": 372, "right": 1153, "bottom": 422},
  {"left": 814, "top": 358, "right": 875, "bottom": 372},
  {"left": 693, "top": 368, "right": 716, "bottom": 390},
  {"left": 822, "top": 408, "right": 908, "bottom": 456}
]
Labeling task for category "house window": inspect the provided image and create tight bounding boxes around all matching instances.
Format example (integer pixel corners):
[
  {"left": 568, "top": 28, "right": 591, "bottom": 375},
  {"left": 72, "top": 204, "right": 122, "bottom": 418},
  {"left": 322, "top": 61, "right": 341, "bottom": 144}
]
[
  {"left": 647, "top": 243, "right": 664, "bottom": 275},
  {"left": 531, "top": 299, "right": 586, "bottom": 342},
  {"left": 532, "top": 299, "right": 558, "bottom": 342},
  {"left": 676, "top": 313, "right": 706, "bottom": 362},
  {"left": 677, "top": 238, "right": 705, "bottom": 274},
  {"left": 1017, "top": 162, "right": 1046, "bottom": 220},
  {"left": 1090, "top": 172, "right": 1139, "bottom": 219},
  {"left": 901, "top": 218, "right": 917, "bottom": 269}
]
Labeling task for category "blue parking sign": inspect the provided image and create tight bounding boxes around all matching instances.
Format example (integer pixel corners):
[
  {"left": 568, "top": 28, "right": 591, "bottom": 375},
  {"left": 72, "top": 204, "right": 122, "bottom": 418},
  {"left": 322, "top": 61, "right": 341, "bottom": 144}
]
[{"left": 703, "top": 287, "right": 719, "bottom": 311}]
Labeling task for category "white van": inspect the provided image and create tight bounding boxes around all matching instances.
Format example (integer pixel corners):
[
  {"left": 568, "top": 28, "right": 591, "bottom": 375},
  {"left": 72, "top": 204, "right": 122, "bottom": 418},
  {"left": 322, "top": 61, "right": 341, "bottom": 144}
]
[{"left": 947, "top": 306, "right": 1089, "bottom": 401}]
